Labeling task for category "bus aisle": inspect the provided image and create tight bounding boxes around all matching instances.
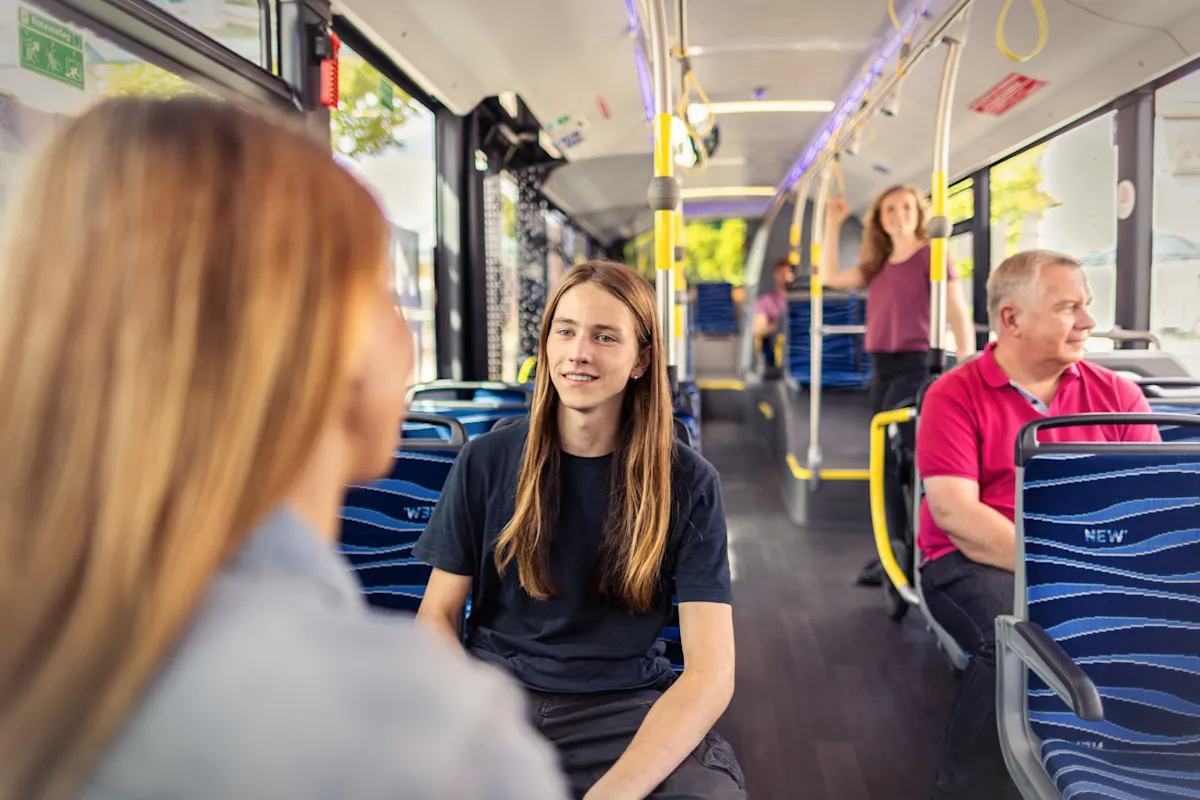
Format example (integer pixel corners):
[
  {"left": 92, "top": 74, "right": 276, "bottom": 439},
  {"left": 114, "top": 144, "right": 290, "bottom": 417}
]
[{"left": 703, "top": 418, "right": 958, "bottom": 799}]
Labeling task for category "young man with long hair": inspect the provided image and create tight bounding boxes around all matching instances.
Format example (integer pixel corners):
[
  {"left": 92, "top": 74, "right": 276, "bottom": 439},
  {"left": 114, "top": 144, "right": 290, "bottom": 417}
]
[{"left": 415, "top": 261, "right": 744, "bottom": 799}]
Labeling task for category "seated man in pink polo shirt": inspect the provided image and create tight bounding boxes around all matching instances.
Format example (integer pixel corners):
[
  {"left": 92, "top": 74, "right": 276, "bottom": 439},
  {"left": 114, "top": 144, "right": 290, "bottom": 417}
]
[{"left": 915, "top": 249, "right": 1160, "bottom": 800}]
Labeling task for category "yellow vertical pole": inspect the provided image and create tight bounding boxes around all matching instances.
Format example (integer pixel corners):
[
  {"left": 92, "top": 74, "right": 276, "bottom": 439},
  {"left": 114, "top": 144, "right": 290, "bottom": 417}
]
[
  {"left": 645, "top": 0, "right": 678, "bottom": 386},
  {"left": 928, "top": 31, "right": 964, "bottom": 373}
]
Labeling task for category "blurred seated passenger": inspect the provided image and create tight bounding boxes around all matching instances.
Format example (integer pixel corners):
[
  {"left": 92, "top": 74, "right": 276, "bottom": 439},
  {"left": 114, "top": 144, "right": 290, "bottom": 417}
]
[
  {"left": 0, "top": 97, "right": 566, "bottom": 800},
  {"left": 916, "top": 249, "right": 1160, "bottom": 800},
  {"left": 752, "top": 257, "right": 794, "bottom": 341}
]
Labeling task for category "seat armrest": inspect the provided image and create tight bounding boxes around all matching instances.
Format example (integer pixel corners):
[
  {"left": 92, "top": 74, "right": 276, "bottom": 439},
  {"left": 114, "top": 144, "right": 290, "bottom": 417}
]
[{"left": 996, "top": 616, "right": 1104, "bottom": 721}]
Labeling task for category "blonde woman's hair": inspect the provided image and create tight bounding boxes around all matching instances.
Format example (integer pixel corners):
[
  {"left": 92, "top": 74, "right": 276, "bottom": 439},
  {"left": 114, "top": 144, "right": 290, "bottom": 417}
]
[
  {"left": 493, "top": 261, "right": 676, "bottom": 613},
  {"left": 858, "top": 184, "right": 930, "bottom": 284},
  {"left": 0, "top": 96, "right": 389, "bottom": 799}
]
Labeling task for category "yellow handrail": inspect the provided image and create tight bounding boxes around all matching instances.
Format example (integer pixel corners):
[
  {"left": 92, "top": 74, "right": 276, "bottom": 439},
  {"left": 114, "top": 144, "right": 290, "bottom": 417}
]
[
  {"left": 517, "top": 356, "right": 537, "bottom": 384},
  {"left": 870, "top": 407, "right": 920, "bottom": 605}
]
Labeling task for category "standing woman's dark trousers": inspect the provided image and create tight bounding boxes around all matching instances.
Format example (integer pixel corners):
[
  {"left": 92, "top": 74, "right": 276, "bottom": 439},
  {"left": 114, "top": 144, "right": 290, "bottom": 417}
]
[{"left": 857, "top": 350, "right": 929, "bottom": 586}]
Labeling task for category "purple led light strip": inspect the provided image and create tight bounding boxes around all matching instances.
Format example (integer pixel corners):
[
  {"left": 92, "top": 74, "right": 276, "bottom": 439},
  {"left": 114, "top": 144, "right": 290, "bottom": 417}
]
[
  {"left": 682, "top": 199, "right": 773, "bottom": 217},
  {"left": 776, "top": 0, "right": 932, "bottom": 194},
  {"left": 624, "top": 0, "right": 655, "bottom": 123}
]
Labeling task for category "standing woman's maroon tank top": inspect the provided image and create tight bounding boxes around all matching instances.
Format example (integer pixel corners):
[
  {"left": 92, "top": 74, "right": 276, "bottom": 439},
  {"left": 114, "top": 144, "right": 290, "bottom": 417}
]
[{"left": 863, "top": 243, "right": 957, "bottom": 354}]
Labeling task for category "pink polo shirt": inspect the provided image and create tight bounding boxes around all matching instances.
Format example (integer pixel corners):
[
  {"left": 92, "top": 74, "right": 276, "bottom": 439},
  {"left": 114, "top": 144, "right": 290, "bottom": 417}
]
[{"left": 916, "top": 341, "right": 1161, "bottom": 563}]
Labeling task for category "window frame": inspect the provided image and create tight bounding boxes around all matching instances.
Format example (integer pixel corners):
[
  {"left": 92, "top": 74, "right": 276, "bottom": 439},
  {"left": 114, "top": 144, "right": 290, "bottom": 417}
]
[
  {"left": 945, "top": 53, "right": 1200, "bottom": 346},
  {"left": 35, "top": 0, "right": 293, "bottom": 108}
]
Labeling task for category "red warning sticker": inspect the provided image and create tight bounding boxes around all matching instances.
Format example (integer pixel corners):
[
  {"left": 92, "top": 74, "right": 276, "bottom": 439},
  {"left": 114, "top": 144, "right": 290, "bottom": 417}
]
[{"left": 968, "top": 73, "right": 1047, "bottom": 116}]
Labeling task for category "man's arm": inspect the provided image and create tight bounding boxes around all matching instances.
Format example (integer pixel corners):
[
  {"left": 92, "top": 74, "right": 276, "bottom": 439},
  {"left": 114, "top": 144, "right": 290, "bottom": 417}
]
[
  {"left": 916, "top": 380, "right": 1015, "bottom": 572},
  {"left": 583, "top": 602, "right": 735, "bottom": 800},
  {"left": 924, "top": 476, "right": 1015, "bottom": 572}
]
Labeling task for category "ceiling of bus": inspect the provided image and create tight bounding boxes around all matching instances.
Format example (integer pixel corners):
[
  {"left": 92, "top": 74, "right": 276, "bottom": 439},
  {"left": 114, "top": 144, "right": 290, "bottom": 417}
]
[{"left": 338, "top": 0, "right": 1200, "bottom": 244}]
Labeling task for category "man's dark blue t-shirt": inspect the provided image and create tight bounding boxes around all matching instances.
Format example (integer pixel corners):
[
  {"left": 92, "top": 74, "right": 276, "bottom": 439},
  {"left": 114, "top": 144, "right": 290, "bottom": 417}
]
[{"left": 412, "top": 417, "right": 732, "bottom": 694}]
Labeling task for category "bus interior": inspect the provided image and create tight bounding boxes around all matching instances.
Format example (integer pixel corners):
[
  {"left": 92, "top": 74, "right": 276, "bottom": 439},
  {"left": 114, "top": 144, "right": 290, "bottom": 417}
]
[{"left": 5, "top": 0, "right": 1200, "bottom": 796}]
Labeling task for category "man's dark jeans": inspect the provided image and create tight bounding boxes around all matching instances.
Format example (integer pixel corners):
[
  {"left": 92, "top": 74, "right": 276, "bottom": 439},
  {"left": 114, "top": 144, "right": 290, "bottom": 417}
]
[{"left": 921, "top": 550, "right": 1023, "bottom": 800}]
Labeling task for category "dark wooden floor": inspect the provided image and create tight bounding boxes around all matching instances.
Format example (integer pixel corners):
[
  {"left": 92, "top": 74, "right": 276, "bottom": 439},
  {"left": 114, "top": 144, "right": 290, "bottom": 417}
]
[{"left": 705, "top": 420, "right": 959, "bottom": 800}]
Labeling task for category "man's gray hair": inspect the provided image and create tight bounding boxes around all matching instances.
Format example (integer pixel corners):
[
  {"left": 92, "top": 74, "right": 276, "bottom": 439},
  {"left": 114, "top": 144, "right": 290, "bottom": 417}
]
[{"left": 985, "top": 248, "right": 1082, "bottom": 331}]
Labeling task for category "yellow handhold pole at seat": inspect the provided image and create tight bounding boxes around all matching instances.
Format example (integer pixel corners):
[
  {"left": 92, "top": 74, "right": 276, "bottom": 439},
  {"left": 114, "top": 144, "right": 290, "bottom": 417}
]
[
  {"left": 517, "top": 356, "right": 537, "bottom": 384},
  {"left": 870, "top": 407, "right": 920, "bottom": 604}
]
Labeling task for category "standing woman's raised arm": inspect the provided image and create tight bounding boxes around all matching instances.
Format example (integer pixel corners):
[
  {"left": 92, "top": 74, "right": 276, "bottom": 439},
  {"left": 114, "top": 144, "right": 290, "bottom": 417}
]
[{"left": 819, "top": 195, "right": 867, "bottom": 291}]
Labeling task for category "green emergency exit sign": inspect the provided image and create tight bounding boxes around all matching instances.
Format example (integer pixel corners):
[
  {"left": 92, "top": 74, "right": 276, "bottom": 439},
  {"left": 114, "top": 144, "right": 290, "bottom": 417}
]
[{"left": 18, "top": 7, "right": 85, "bottom": 90}]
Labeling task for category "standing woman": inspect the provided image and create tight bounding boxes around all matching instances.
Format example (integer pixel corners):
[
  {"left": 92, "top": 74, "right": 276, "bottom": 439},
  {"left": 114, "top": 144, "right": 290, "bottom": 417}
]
[{"left": 819, "top": 185, "right": 975, "bottom": 586}]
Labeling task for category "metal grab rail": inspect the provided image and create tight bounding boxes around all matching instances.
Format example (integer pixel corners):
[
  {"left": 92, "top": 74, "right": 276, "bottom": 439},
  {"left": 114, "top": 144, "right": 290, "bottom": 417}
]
[
  {"left": 869, "top": 408, "right": 921, "bottom": 605},
  {"left": 787, "top": 3, "right": 971, "bottom": 487},
  {"left": 788, "top": 177, "right": 813, "bottom": 268},
  {"left": 1089, "top": 328, "right": 1161, "bottom": 349},
  {"left": 807, "top": 165, "right": 837, "bottom": 478},
  {"left": 927, "top": 28, "right": 967, "bottom": 373},
  {"left": 822, "top": 324, "right": 866, "bottom": 336},
  {"left": 770, "top": 0, "right": 975, "bottom": 212}
]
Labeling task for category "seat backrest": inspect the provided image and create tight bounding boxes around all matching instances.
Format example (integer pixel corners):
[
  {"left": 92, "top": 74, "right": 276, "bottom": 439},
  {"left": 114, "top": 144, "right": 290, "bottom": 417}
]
[
  {"left": 407, "top": 380, "right": 534, "bottom": 406},
  {"left": 490, "top": 414, "right": 525, "bottom": 433},
  {"left": 407, "top": 401, "right": 528, "bottom": 439},
  {"left": 338, "top": 414, "right": 466, "bottom": 613},
  {"left": 1148, "top": 401, "right": 1200, "bottom": 442},
  {"left": 694, "top": 282, "right": 738, "bottom": 335},
  {"left": 490, "top": 412, "right": 695, "bottom": 450},
  {"left": 405, "top": 381, "right": 532, "bottom": 439},
  {"left": 678, "top": 380, "right": 701, "bottom": 419},
  {"left": 1084, "top": 350, "right": 1193, "bottom": 378},
  {"left": 673, "top": 416, "right": 694, "bottom": 448},
  {"left": 1134, "top": 376, "right": 1200, "bottom": 399},
  {"left": 674, "top": 382, "right": 702, "bottom": 452},
  {"left": 1015, "top": 413, "right": 1200, "bottom": 753}
]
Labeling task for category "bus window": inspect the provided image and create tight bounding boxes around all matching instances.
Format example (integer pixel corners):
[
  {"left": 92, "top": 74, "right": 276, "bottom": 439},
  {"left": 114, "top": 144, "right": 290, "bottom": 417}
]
[
  {"left": 990, "top": 112, "right": 1119, "bottom": 343},
  {"left": 1152, "top": 68, "right": 1200, "bottom": 375},
  {"left": 0, "top": 7, "right": 205, "bottom": 214},
  {"left": 145, "top": 0, "right": 271, "bottom": 71},
  {"left": 333, "top": 42, "right": 439, "bottom": 384}
]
